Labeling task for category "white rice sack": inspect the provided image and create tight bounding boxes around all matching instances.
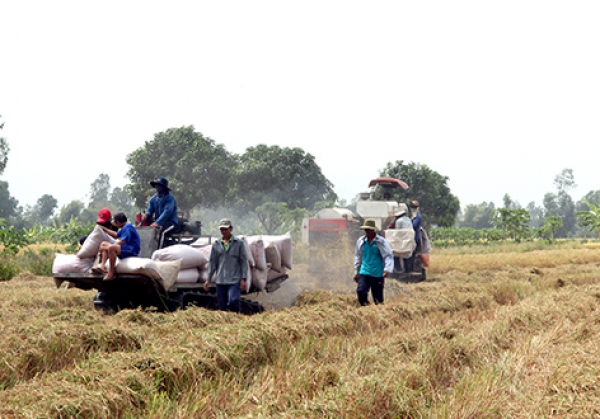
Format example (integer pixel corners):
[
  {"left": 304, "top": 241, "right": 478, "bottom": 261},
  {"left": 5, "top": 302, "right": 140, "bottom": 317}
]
[
  {"left": 252, "top": 262, "right": 270, "bottom": 292},
  {"left": 151, "top": 244, "right": 209, "bottom": 269},
  {"left": 265, "top": 242, "right": 282, "bottom": 273},
  {"left": 114, "top": 257, "right": 162, "bottom": 281},
  {"left": 267, "top": 265, "right": 287, "bottom": 282},
  {"left": 52, "top": 253, "right": 94, "bottom": 274},
  {"left": 262, "top": 232, "right": 293, "bottom": 270},
  {"left": 189, "top": 236, "right": 219, "bottom": 247},
  {"left": 177, "top": 268, "right": 201, "bottom": 283},
  {"left": 384, "top": 229, "right": 416, "bottom": 258},
  {"left": 198, "top": 265, "right": 209, "bottom": 282},
  {"left": 244, "top": 260, "right": 252, "bottom": 293},
  {"left": 196, "top": 244, "right": 212, "bottom": 258},
  {"left": 154, "top": 259, "right": 182, "bottom": 290},
  {"left": 245, "top": 236, "right": 267, "bottom": 271},
  {"left": 239, "top": 235, "right": 255, "bottom": 268},
  {"left": 77, "top": 225, "right": 116, "bottom": 258}
]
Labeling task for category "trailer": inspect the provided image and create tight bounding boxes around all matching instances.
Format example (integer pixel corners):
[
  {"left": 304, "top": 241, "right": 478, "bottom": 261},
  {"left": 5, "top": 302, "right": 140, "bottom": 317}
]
[{"left": 52, "top": 226, "right": 289, "bottom": 314}]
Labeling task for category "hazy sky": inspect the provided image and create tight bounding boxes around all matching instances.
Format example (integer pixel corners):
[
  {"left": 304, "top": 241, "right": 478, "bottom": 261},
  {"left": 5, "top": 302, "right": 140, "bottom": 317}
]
[{"left": 1, "top": 1, "right": 599, "bottom": 213}]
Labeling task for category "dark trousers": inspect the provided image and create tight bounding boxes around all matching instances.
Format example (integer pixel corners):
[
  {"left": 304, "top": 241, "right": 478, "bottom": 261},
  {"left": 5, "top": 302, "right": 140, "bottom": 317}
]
[
  {"left": 216, "top": 283, "right": 241, "bottom": 312},
  {"left": 356, "top": 274, "right": 384, "bottom": 306},
  {"left": 394, "top": 257, "right": 410, "bottom": 273},
  {"left": 404, "top": 255, "right": 414, "bottom": 272},
  {"left": 405, "top": 240, "right": 421, "bottom": 272}
]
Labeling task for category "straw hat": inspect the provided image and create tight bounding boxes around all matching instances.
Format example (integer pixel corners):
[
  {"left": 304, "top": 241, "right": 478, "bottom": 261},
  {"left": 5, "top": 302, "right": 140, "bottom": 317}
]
[
  {"left": 394, "top": 209, "right": 407, "bottom": 217},
  {"left": 359, "top": 219, "right": 377, "bottom": 230}
]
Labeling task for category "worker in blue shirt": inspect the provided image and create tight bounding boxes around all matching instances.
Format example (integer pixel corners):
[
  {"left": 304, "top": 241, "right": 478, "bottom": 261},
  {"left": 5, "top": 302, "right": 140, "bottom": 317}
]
[
  {"left": 95, "top": 212, "right": 141, "bottom": 281},
  {"left": 142, "top": 177, "right": 179, "bottom": 234},
  {"left": 404, "top": 200, "right": 423, "bottom": 273},
  {"left": 353, "top": 219, "right": 394, "bottom": 306}
]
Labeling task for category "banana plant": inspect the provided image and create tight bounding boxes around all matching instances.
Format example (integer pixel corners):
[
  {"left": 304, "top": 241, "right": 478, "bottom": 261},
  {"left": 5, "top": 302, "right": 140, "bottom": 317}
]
[{"left": 577, "top": 199, "right": 600, "bottom": 239}]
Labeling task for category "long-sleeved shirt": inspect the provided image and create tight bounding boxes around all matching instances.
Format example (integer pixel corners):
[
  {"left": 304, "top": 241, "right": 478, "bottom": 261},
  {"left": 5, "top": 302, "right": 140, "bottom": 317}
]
[
  {"left": 354, "top": 234, "right": 394, "bottom": 277},
  {"left": 394, "top": 215, "right": 413, "bottom": 229},
  {"left": 208, "top": 236, "right": 248, "bottom": 285},
  {"left": 146, "top": 193, "right": 179, "bottom": 228},
  {"left": 412, "top": 212, "right": 422, "bottom": 244}
]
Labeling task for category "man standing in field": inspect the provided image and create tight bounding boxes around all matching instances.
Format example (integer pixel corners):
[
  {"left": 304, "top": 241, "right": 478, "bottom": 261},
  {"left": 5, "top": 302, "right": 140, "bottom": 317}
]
[
  {"left": 353, "top": 219, "right": 394, "bottom": 306},
  {"left": 405, "top": 200, "right": 423, "bottom": 273},
  {"left": 203, "top": 218, "right": 248, "bottom": 312}
]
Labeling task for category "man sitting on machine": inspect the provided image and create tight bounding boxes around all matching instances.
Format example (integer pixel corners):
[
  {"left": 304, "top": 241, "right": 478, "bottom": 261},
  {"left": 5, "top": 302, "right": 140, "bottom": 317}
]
[{"left": 141, "top": 177, "right": 179, "bottom": 246}]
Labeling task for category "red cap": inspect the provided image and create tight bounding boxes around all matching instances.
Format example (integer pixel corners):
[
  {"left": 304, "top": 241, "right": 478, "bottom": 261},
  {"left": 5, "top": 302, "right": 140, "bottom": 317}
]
[{"left": 97, "top": 208, "right": 112, "bottom": 224}]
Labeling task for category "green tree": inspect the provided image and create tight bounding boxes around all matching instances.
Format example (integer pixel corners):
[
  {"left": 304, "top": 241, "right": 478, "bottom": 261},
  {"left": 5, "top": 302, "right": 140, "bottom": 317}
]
[
  {"left": 554, "top": 168, "right": 576, "bottom": 194},
  {"left": 503, "top": 194, "right": 517, "bottom": 209},
  {"left": 9, "top": 206, "right": 31, "bottom": 230},
  {"left": 526, "top": 201, "right": 544, "bottom": 228},
  {"left": 576, "top": 199, "right": 600, "bottom": 238},
  {"left": 536, "top": 216, "right": 563, "bottom": 242},
  {"left": 380, "top": 160, "right": 460, "bottom": 228},
  {"left": 56, "top": 200, "right": 85, "bottom": 225},
  {"left": 126, "top": 126, "right": 234, "bottom": 218},
  {"left": 89, "top": 173, "right": 111, "bottom": 207},
  {"left": 35, "top": 194, "right": 58, "bottom": 225},
  {"left": 235, "top": 145, "right": 337, "bottom": 213},
  {"left": 460, "top": 202, "right": 495, "bottom": 229},
  {"left": 575, "top": 191, "right": 600, "bottom": 236},
  {"left": 543, "top": 192, "right": 560, "bottom": 218},
  {"left": 78, "top": 207, "right": 99, "bottom": 225},
  {"left": 557, "top": 191, "right": 577, "bottom": 237},
  {"left": 491, "top": 208, "right": 530, "bottom": 242},
  {"left": 0, "top": 115, "right": 9, "bottom": 175},
  {"left": 576, "top": 191, "right": 600, "bottom": 214},
  {"left": 254, "top": 201, "right": 310, "bottom": 235},
  {"left": 110, "top": 186, "right": 135, "bottom": 215},
  {"left": 543, "top": 169, "right": 577, "bottom": 237},
  {"left": 0, "top": 181, "right": 18, "bottom": 221}
]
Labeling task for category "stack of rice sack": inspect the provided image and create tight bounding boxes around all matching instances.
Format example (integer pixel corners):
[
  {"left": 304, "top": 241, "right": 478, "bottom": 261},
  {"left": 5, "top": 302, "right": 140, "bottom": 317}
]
[
  {"left": 151, "top": 244, "right": 210, "bottom": 287},
  {"left": 52, "top": 226, "right": 293, "bottom": 294},
  {"left": 52, "top": 225, "right": 115, "bottom": 276},
  {"left": 240, "top": 232, "right": 293, "bottom": 292},
  {"left": 52, "top": 225, "right": 182, "bottom": 291}
]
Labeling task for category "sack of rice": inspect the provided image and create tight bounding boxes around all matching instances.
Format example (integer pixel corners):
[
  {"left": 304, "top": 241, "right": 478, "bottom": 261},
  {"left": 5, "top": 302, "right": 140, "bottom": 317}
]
[
  {"left": 262, "top": 232, "right": 293, "bottom": 270},
  {"left": 152, "top": 244, "right": 209, "bottom": 269},
  {"left": 77, "top": 225, "right": 116, "bottom": 258},
  {"left": 244, "top": 235, "right": 268, "bottom": 270}
]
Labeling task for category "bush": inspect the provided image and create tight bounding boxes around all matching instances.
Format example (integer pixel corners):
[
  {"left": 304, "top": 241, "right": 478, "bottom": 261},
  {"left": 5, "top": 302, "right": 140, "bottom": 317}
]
[
  {"left": 18, "top": 247, "right": 54, "bottom": 277},
  {"left": 0, "top": 256, "right": 20, "bottom": 281}
]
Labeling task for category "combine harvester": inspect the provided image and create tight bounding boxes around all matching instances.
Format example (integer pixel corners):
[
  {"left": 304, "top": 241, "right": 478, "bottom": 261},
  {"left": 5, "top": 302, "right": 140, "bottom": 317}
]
[
  {"left": 303, "top": 177, "right": 428, "bottom": 282},
  {"left": 52, "top": 221, "right": 291, "bottom": 315}
]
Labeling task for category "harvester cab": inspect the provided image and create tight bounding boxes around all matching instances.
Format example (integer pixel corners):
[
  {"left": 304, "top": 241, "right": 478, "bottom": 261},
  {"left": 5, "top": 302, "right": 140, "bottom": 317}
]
[{"left": 355, "top": 177, "right": 408, "bottom": 231}]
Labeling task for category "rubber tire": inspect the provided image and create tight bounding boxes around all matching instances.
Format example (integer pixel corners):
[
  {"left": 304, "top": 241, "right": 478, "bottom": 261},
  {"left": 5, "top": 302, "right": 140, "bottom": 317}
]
[{"left": 93, "top": 291, "right": 119, "bottom": 313}]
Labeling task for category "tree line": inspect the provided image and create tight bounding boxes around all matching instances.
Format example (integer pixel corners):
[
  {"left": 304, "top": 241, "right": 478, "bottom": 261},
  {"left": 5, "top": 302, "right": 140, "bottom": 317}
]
[
  {"left": 0, "top": 125, "right": 339, "bottom": 235},
  {"left": 1, "top": 119, "right": 598, "bottom": 240},
  {"left": 458, "top": 168, "right": 600, "bottom": 239}
]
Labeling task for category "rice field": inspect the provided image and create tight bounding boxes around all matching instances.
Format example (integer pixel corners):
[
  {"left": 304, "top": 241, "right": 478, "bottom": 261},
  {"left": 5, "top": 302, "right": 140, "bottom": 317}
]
[{"left": 1, "top": 241, "right": 600, "bottom": 418}]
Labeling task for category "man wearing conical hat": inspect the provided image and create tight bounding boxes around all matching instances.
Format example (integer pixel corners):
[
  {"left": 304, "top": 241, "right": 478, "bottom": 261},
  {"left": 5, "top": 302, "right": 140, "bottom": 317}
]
[{"left": 353, "top": 219, "right": 394, "bottom": 306}]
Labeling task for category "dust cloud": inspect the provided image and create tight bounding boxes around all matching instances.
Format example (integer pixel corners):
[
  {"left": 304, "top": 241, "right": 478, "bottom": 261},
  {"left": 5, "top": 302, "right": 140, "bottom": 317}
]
[{"left": 246, "top": 241, "right": 414, "bottom": 310}]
